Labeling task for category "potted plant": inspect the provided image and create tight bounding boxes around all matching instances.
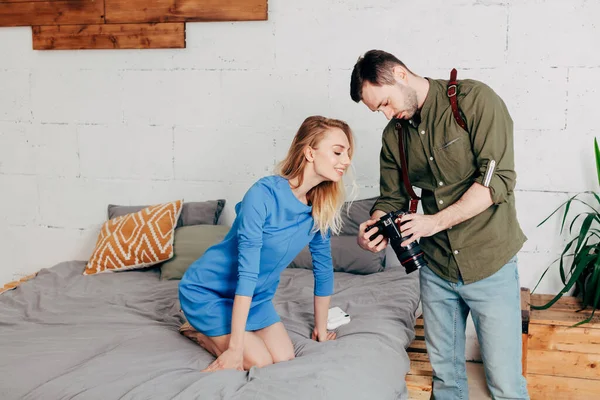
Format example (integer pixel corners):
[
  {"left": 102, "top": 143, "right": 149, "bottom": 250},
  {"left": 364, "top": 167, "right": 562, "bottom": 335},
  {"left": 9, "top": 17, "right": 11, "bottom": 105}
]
[{"left": 531, "top": 138, "right": 600, "bottom": 326}]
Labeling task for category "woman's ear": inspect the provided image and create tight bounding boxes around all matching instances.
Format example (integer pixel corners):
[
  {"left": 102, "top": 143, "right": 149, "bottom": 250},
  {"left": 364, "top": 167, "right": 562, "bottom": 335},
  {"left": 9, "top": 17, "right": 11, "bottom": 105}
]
[{"left": 304, "top": 146, "right": 314, "bottom": 162}]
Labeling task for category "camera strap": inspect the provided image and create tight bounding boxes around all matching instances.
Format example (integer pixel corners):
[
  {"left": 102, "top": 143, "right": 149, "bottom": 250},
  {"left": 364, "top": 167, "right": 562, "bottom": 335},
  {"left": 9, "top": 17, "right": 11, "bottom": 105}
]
[
  {"left": 447, "top": 68, "right": 468, "bottom": 131},
  {"left": 396, "top": 121, "right": 420, "bottom": 214},
  {"left": 395, "top": 68, "right": 468, "bottom": 214}
]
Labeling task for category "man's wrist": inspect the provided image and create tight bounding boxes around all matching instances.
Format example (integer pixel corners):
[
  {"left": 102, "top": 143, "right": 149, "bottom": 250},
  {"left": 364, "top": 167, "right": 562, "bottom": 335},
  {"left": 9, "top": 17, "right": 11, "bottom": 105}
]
[{"left": 434, "top": 209, "right": 454, "bottom": 233}]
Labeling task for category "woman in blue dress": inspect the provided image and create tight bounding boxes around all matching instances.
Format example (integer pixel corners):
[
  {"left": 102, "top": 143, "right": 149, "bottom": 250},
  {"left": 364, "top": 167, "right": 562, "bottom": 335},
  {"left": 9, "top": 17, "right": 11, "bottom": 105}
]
[{"left": 178, "top": 115, "right": 354, "bottom": 372}]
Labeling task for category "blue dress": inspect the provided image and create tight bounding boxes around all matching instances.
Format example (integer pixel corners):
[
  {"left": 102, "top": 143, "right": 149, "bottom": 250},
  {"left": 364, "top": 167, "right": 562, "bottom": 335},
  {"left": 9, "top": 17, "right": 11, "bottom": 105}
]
[{"left": 179, "top": 175, "right": 334, "bottom": 337}]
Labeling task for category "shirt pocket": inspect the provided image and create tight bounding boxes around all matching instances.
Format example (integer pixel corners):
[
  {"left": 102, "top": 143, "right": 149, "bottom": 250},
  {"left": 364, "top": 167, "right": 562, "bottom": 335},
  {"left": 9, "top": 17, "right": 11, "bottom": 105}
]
[{"left": 433, "top": 131, "right": 476, "bottom": 184}]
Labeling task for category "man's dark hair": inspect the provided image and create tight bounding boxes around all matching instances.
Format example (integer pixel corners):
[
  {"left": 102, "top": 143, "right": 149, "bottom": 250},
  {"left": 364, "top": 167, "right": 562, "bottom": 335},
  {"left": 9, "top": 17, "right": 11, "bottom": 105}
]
[{"left": 350, "top": 50, "right": 411, "bottom": 103}]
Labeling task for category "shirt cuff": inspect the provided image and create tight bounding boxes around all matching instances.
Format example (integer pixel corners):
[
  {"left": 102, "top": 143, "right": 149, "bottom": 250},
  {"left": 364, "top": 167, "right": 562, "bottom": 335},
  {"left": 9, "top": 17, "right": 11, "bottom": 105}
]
[
  {"left": 314, "top": 276, "right": 334, "bottom": 296},
  {"left": 474, "top": 173, "right": 508, "bottom": 204},
  {"left": 235, "top": 278, "right": 257, "bottom": 297},
  {"left": 370, "top": 200, "right": 403, "bottom": 217}
]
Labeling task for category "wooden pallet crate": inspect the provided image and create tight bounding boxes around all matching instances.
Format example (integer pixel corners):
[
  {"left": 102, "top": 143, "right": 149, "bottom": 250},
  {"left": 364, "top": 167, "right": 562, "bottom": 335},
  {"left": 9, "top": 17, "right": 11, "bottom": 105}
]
[
  {"left": 407, "top": 316, "right": 433, "bottom": 399},
  {"left": 527, "top": 293, "right": 600, "bottom": 399}
]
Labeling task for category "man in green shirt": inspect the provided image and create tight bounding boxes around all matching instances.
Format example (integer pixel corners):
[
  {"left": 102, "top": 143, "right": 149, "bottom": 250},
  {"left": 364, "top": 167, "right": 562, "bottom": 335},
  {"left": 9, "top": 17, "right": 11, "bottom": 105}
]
[{"left": 350, "top": 50, "right": 529, "bottom": 399}]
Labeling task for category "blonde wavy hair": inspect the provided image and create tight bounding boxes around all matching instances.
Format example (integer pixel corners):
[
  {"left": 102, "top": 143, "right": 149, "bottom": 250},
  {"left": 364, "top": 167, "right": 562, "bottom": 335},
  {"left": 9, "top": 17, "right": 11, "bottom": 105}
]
[{"left": 276, "top": 116, "right": 355, "bottom": 235}]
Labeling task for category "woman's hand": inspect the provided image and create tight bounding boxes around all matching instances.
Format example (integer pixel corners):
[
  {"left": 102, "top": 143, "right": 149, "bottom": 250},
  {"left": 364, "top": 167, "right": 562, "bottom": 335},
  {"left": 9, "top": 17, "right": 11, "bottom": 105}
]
[
  {"left": 202, "top": 348, "right": 244, "bottom": 372},
  {"left": 311, "top": 327, "right": 337, "bottom": 342}
]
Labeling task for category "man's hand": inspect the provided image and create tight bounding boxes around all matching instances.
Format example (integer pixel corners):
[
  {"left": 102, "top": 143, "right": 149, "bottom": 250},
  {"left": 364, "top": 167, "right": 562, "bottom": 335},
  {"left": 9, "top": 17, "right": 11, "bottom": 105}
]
[
  {"left": 398, "top": 213, "right": 443, "bottom": 247},
  {"left": 357, "top": 219, "right": 388, "bottom": 253}
]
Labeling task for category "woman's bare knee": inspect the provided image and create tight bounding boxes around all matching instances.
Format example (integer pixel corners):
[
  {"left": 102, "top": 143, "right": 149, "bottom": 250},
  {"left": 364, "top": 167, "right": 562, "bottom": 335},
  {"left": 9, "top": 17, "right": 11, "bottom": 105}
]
[
  {"left": 269, "top": 345, "right": 296, "bottom": 363},
  {"left": 244, "top": 350, "right": 273, "bottom": 369},
  {"left": 242, "top": 332, "right": 274, "bottom": 369},
  {"left": 272, "top": 350, "right": 295, "bottom": 363},
  {"left": 253, "top": 322, "right": 295, "bottom": 364}
]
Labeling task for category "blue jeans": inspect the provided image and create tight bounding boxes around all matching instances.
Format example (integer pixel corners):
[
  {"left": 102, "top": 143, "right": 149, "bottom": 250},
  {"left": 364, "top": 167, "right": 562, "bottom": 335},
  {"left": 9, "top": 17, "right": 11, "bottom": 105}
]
[{"left": 420, "top": 257, "right": 529, "bottom": 400}]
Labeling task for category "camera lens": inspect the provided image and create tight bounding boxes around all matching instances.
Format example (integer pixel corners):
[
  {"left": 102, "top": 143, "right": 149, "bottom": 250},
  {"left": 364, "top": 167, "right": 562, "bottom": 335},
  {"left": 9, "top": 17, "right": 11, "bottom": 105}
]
[
  {"left": 390, "top": 240, "right": 427, "bottom": 274},
  {"left": 366, "top": 210, "right": 428, "bottom": 274}
]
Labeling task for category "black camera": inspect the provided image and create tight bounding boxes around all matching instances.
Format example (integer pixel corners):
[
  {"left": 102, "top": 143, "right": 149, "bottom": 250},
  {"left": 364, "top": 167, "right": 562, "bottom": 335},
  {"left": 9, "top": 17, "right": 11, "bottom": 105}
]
[{"left": 365, "top": 210, "right": 428, "bottom": 274}]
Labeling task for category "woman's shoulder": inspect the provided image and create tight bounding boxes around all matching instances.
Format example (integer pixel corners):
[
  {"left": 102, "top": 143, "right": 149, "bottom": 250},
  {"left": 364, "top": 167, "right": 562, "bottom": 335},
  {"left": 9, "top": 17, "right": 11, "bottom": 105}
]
[
  {"left": 251, "top": 175, "right": 288, "bottom": 193},
  {"left": 243, "top": 175, "right": 287, "bottom": 202}
]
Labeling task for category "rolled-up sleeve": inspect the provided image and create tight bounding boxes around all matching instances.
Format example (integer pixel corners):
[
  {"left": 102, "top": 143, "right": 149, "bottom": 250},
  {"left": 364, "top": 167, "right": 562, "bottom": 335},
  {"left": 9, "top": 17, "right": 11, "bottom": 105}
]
[
  {"left": 371, "top": 127, "right": 409, "bottom": 216},
  {"left": 235, "top": 184, "right": 271, "bottom": 297},
  {"left": 309, "top": 230, "right": 334, "bottom": 296},
  {"left": 467, "top": 84, "right": 517, "bottom": 205}
]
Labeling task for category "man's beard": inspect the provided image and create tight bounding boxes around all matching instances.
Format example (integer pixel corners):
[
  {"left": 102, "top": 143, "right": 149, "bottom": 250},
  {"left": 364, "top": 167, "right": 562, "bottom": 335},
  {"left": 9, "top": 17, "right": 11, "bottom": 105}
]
[{"left": 401, "top": 84, "right": 419, "bottom": 119}]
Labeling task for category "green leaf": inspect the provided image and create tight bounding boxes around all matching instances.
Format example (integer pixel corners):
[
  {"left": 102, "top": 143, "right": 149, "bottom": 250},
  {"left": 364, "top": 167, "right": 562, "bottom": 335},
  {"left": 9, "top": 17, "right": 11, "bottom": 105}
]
[
  {"left": 573, "top": 197, "right": 600, "bottom": 216},
  {"left": 574, "top": 214, "right": 596, "bottom": 256},
  {"left": 560, "top": 196, "right": 575, "bottom": 233},
  {"left": 582, "top": 262, "right": 600, "bottom": 308},
  {"left": 538, "top": 194, "right": 600, "bottom": 230},
  {"left": 558, "top": 238, "right": 577, "bottom": 285},
  {"left": 572, "top": 299, "right": 598, "bottom": 328},
  {"left": 594, "top": 138, "right": 600, "bottom": 185},
  {"left": 572, "top": 312, "right": 596, "bottom": 327},
  {"left": 569, "top": 212, "right": 587, "bottom": 233},
  {"left": 536, "top": 196, "right": 571, "bottom": 228},
  {"left": 592, "top": 191, "right": 600, "bottom": 208},
  {"left": 531, "top": 252, "right": 594, "bottom": 310},
  {"left": 559, "top": 197, "right": 599, "bottom": 233},
  {"left": 569, "top": 211, "right": 600, "bottom": 235}
]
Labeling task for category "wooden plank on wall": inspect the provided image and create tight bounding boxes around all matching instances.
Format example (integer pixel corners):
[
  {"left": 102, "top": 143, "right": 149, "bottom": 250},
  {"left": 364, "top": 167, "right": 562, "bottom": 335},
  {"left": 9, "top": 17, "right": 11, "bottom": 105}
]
[
  {"left": 32, "top": 23, "right": 185, "bottom": 50},
  {"left": 0, "top": 0, "right": 104, "bottom": 27},
  {"left": 104, "top": 0, "right": 267, "bottom": 24}
]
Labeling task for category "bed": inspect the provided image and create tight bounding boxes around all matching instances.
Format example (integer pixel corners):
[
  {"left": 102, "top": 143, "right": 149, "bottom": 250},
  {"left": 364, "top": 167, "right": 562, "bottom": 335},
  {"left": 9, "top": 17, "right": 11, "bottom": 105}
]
[
  {"left": 0, "top": 196, "right": 421, "bottom": 399},
  {"left": 0, "top": 258, "right": 419, "bottom": 400}
]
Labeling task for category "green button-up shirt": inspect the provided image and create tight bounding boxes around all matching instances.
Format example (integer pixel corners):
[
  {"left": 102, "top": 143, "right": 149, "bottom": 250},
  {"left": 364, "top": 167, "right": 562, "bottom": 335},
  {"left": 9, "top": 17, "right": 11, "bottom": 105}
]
[{"left": 371, "top": 77, "right": 527, "bottom": 284}]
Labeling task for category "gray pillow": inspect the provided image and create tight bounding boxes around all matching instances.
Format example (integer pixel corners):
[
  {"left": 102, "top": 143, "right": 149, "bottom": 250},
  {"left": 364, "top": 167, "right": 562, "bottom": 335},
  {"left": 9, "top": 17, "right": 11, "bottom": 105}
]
[
  {"left": 160, "top": 225, "right": 230, "bottom": 280},
  {"left": 289, "top": 235, "right": 385, "bottom": 275},
  {"left": 108, "top": 200, "right": 225, "bottom": 227},
  {"left": 339, "top": 197, "right": 378, "bottom": 236}
]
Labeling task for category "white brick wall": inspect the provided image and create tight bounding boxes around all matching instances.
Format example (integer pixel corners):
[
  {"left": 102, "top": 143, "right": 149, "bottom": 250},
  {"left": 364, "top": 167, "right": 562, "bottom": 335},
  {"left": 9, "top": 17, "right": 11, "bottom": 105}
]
[
  {"left": 122, "top": 70, "right": 223, "bottom": 126},
  {"left": 31, "top": 69, "right": 123, "bottom": 124},
  {"left": 0, "top": 70, "right": 31, "bottom": 122},
  {"left": 175, "top": 126, "right": 274, "bottom": 182},
  {"left": 0, "top": 0, "right": 598, "bottom": 361},
  {"left": 78, "top": 124, "right": 174, "bottom": 180}
]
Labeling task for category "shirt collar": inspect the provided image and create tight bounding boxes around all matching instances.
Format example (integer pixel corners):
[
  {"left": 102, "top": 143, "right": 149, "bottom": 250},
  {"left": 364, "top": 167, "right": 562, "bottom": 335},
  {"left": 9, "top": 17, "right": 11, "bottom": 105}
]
[
  {"left": 414, "top": 77, "right": 436, "bottom": 127},
  {"left": 408, "top": 111, "right": 421, "bottom": 128}
]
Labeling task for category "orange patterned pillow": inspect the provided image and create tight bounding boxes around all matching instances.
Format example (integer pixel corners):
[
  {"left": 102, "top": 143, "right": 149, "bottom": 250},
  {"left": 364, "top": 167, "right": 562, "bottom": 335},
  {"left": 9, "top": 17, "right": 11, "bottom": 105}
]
[{"left": 84, "top": 200, "right": 183, "bottom": 275}]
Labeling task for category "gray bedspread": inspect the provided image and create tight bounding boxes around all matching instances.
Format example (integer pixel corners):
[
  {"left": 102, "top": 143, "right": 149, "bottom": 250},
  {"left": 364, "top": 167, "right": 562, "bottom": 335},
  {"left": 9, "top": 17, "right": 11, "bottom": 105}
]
[{"left": 0, "top": 261, "right": 419, "bottom": 400}]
